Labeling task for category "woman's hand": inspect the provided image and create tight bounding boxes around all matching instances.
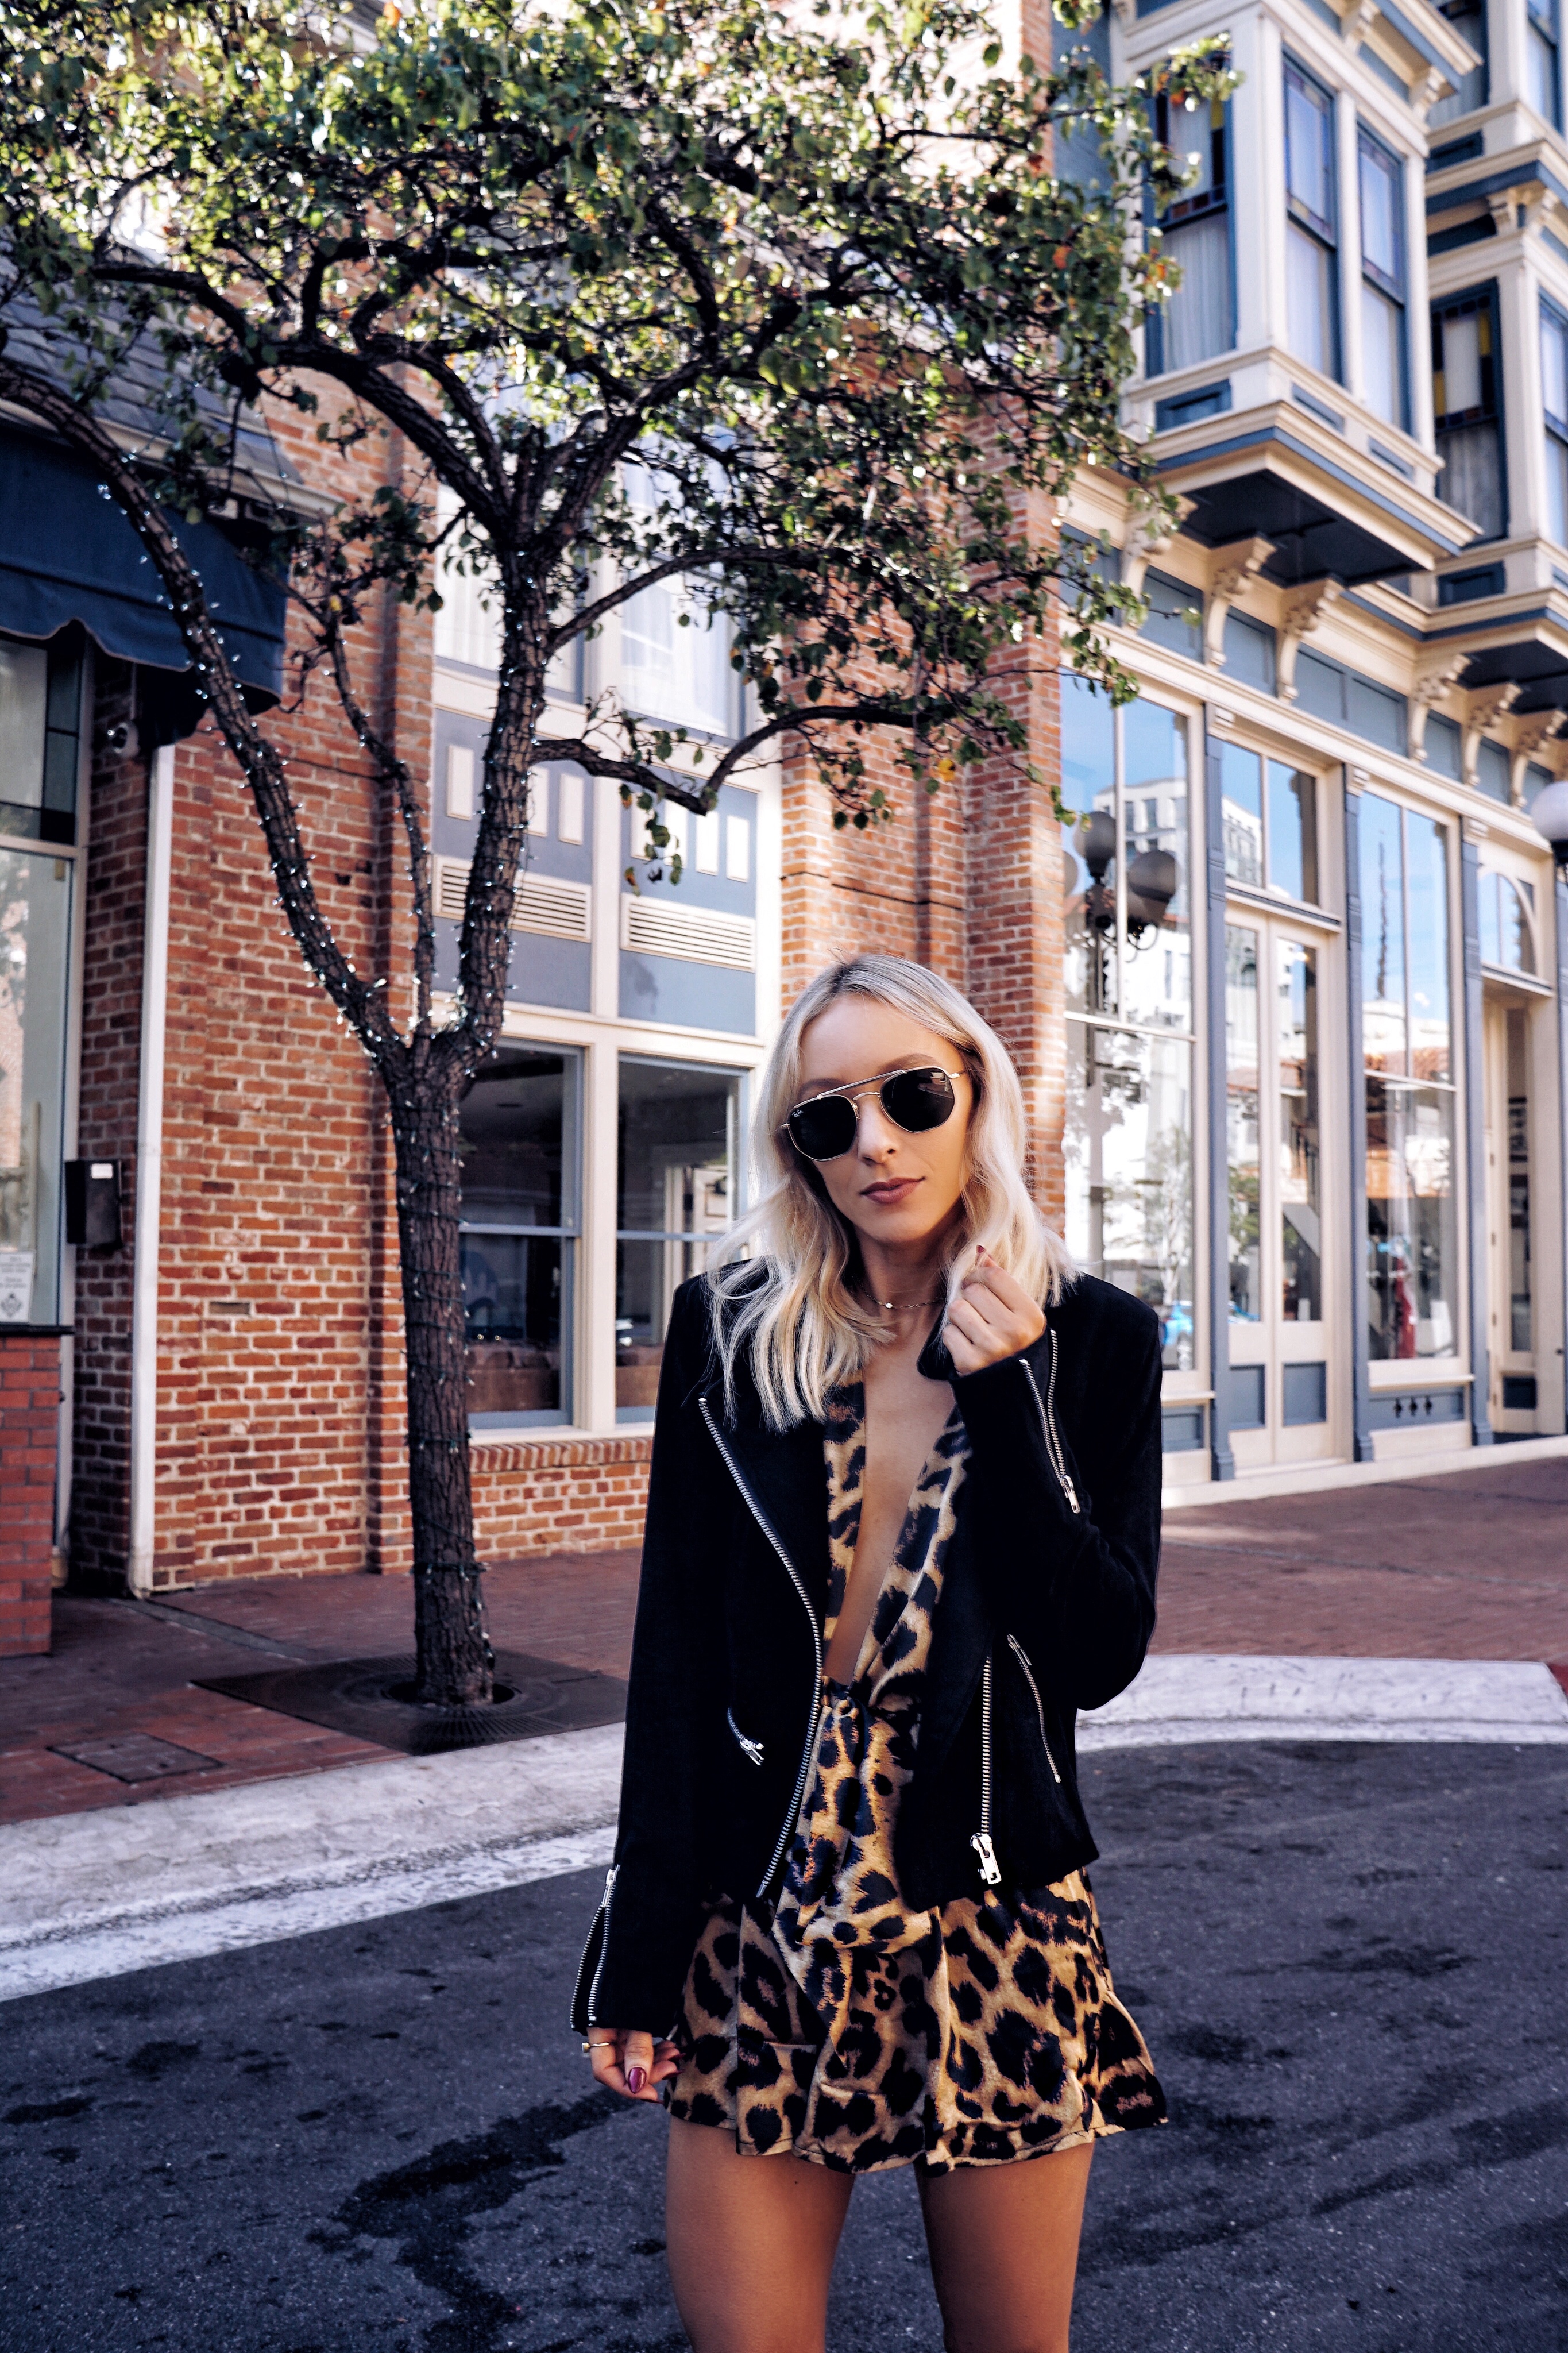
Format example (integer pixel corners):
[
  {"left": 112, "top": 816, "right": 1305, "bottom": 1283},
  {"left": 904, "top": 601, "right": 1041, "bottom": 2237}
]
[
  {"left": 585, "top": 2026, "right": 680, "bottom": 2103},
  {"left": 943, "top": 1248, "right": 1046, "bottom": 1376}
]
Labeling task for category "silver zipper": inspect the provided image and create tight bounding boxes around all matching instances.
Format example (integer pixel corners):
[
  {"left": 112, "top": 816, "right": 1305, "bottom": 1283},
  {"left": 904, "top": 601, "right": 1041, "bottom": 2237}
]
[
  {"left": 586, "top": 1863, "right": 618, "bottom": 2024},
  {"left": 1007, "top": 1632, "right": 1062, "bottom": 1784},
  {"left": 970, "top": 1652, "right": 1002, "bottom": 1885},
  {"left": 1025, "top": 1334, "right": 1080, "bottom": 1515},
  {"left": 700, "top": 1392, "right": 824, "bottom": 1895},
  {"left": 726, "top": 1706, "right": 764, "bottom": 1767}
]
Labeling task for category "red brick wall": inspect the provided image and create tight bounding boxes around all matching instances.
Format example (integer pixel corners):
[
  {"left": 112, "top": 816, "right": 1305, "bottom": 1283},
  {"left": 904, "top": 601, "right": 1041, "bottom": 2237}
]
[
  {"left": 473, "top": 1436, "right": 655, "bottom": 1559},
  {"left": 0, "top": 1334, "right": 61, "bottom": 1655}
]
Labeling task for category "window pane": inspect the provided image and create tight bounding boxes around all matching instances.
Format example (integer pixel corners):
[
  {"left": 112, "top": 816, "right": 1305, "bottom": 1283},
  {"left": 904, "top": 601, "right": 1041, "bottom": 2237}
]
[
  {"left": 1406, "top": 814, "right": 1451, "bottom": 1083},
  {"left": 461, "top": 1233, "right": 567, "bottom": 1415},
  {"left": 616, "top": 1056, "right": 739, "bottom": 1414},
  {"left": 0, "top": 848, "right": 71, "bottom": 1325},
  {"left": 1287, "top": 223, "right": 1336, "bottom": 376},
  {"left": 1529, "top": 20, "right": 1561, "bottom": 123},
  {"left": 1548, "top": 432, "right": 1568, "bottom": 545},
  {"left": 1436, "top": 421, "right": 1504, "bottom": 537},
  {"left": 459, "top": 1048, "right": 578, "bottom": 1424},
  {"left": 1361, "top": 792, "right": 1407, "bottom": 1077},
  {"left": 1221, "top": 743, "right": 1263, "bottom": 886},
  {"left": 1267, "top": 762, "right": 1318, "bottom": 902},
  {"left": 1362, "top": 284, "right": 1404, "bottom": 425},
  {"left": 1164, "top": 211, "right": 1233, "bottom": 369},
  {"left": 1358, "top": 141, "right": 1401, "bottom": 287},
  {"left": 1285, "top": 70, "right": 1333, "bottom": 226},
  {"left": 1061, "top": 674, "right": 1117, "bottom": 1019},
  {"left": 0, "top": 643, "right": 47, "bottom": 817},
  {"left": 1279, "top": 943, "right": 1321, "bottom": 1321},
  {"left": 1436, "top": 308, "right": 1483, "bottom": 416},
  {"left": 1063, "top": 1025, "right": 1194, "bottom": 1370},
  {"left": 1225, "top": 924, "right": 1262, "bottom": 1322},
  {"left": 1121, "top": 700, "right": 1192, "bottom": 1033},
  {"left": 1542, "top": 307, "right": 1568, "bottom": 427},
  {"left": 1366, "top": 1082, "right": 1457, "bottom": 1359},
  {"left": 1428, "top": 0, "right": 1486, "bottom": 120}
]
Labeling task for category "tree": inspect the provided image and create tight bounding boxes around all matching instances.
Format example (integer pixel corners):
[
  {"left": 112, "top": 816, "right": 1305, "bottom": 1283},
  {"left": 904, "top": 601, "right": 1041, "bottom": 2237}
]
[{"left": 0, "top": 0, "right": 1230, "bottom": 1708}]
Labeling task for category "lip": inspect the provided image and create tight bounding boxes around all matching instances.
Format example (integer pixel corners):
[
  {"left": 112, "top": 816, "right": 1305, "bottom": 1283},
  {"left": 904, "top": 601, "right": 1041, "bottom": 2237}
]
[{"left": 861, "top": 1177, "right": 921, "bottom": 1206}]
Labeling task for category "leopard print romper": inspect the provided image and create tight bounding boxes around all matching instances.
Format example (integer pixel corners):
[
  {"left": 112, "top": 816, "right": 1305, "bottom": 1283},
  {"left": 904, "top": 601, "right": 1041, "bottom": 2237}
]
[{"left": 667, "top": 1385, "right": 1165, "bottom": 2174}]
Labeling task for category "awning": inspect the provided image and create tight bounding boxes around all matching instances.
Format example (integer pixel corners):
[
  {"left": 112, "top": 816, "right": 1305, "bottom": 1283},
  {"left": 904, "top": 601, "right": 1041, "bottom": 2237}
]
[{"left": 0, "top": 426, "right": 287, "bottom": 711}]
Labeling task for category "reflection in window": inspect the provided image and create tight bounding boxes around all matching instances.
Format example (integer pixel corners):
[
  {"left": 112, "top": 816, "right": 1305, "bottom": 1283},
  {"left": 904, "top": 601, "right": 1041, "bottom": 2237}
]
[
  {"left": 459, "top": 1048, "right": 580, "bottom": 1423},
  {"left": 1358, "top": 131, "right": 1407, "bottom": 429},
  {"left": 1225, "top": 925, "right": 1261, "bottom": 1321},
  {"left": 1219, "top": 744, "right": 1318, "bottom": 901},
  {"left": 1285, "top": 61, "right": 1339, "bottom": 379},
  {"left": 616, "top": 1057, "right": 739, "bottom": 1418},
  {"left": 1507, "top": 1007, "right": 1532, "bottom": 1354},
  {"left": 1064, "top": 1026, "right": 1194, "bottom": 1370},
  {"left": 1360, "top": 793, "right": 1457, "bottom": 1358},
  {"left": 1529, "top": 0, "right": 1562, "bottom": 127},
  {"left": 0, "top": 849, "right": 72, "bottom": 1326},
  {"left": 1280, "top": 943, "right": 1321, "bottom": 1321},
  {"left": 621, "top": 466, "right": 735, "bottom": 736},
  {"left": 1478, "top": 870, "right": 1535, "bottom": 973},
  {"left": 1543, "top": 300, "right": 1568, "bottom": 546},
  {"left": 1062, "top": 686, "right": 1195, "bottom": 1377}
]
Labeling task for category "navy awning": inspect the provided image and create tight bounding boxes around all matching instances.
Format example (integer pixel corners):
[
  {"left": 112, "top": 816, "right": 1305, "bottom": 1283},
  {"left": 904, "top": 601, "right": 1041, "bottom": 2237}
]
[{"left": 0, "top": 427, "right": 286, "bottom": 705}]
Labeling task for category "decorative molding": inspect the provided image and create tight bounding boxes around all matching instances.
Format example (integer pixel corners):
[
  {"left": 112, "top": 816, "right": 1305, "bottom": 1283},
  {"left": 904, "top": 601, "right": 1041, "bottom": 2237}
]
[
  {"left": 1202, "top": 537, "right": 1276, "bottom": 669},
  {"left": 1407, "top": 652, "right": 1470, "bottom": 762},
  {"left": 1277, "top": 579, "right": 1345, "bottom": 703},
  {"left": 1510, "top": 709, "right": 1566, "bottom": 806},
  {"left": 1411, "top": 65, "right": 1452, "bottom": 122},
  {"left": 1121, "top": 495, "right": 1195, "bottom": 600},
  {"left": 1462, "top": 680, "right": 1521, "bottom": 791},
  {"left": 1341, "top": 0, "right": 1378, "bottom": 44}
]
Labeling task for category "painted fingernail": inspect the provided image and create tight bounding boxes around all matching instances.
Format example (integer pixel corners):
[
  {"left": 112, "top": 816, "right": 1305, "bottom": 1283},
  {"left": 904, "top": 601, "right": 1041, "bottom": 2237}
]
[{"left": 626, "top": 2067, "right": 646, "bottom": 2095}]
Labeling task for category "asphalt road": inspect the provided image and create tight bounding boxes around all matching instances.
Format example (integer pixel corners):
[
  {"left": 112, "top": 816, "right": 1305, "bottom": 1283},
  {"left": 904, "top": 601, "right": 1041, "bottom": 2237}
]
[{"left": 2, "top": 1741, "right": 1564, "bottom": 2353}]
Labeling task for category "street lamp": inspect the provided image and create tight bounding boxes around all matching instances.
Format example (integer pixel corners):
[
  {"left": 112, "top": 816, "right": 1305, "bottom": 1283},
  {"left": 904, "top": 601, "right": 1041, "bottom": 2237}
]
[{"left": 1530, "top": 776, "right": 1568, "bottom": 877}]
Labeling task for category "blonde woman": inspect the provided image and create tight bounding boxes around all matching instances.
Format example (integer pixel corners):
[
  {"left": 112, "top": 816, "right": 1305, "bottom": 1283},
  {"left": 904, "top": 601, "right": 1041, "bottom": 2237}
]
[{"left": 573, "top": 954, "right": 1165, "bottom": 2353}]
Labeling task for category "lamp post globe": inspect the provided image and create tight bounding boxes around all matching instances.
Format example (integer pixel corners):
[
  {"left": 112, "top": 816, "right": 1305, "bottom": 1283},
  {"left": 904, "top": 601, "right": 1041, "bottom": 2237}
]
[{"left": 1529, "top": 776, "right": 1568, "bottom": 875}]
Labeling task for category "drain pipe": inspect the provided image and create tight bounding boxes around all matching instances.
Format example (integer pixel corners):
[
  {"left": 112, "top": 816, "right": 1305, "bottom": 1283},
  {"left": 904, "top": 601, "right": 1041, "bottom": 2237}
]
[{"left": 128, "top": 738, "right": 174, "bottom": 1598}]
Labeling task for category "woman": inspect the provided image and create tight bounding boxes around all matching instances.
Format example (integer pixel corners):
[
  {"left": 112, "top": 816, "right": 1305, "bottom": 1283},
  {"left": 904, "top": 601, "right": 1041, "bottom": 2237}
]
[{"left": 573, "top": 954, "right": 1165, "bottom": 2353}]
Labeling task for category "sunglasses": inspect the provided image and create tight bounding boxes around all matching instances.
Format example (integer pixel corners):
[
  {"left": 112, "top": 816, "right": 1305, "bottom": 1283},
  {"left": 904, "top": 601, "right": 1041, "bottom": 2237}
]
[{"left": 784, "top": 1064, "right": 960, "bottom": 1163}]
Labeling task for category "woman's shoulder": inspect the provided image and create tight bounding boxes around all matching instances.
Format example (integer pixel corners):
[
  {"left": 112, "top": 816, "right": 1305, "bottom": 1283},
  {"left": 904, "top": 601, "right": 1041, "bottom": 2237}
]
[
  {"left": 665, "top": 1260, "right": 773, "bottom": 1368},
  {"left": 1051, "top": 1272, "right": 1161, "bottom": 1360}
]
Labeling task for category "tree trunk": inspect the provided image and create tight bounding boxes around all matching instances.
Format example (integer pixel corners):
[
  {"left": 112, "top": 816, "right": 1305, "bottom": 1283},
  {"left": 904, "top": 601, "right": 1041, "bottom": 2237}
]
[{"left": 389, "top": 1066, "right": 493, "bottom": 1706}]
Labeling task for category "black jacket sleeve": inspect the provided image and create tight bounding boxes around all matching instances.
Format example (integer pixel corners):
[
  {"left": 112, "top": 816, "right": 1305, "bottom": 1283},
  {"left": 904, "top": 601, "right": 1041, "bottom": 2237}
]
[
  {"left": 951, "top": 1301, "right": 1163, "bottom": 1712},
  {"left": 587, "top": 1282, "right": 727, "bottom": 2035}
]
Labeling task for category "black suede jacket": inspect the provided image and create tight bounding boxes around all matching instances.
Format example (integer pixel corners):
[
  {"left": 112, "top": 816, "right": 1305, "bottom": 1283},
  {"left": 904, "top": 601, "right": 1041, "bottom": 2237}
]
[{"left": 572, "top": 1268, "right": 1163, "bottom": 2038}]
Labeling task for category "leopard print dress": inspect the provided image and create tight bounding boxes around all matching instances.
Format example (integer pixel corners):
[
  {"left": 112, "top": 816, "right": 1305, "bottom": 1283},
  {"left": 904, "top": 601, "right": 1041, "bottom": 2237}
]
[{"left": 666, "top": 1385, "right": 1165, "bottom": 2175}]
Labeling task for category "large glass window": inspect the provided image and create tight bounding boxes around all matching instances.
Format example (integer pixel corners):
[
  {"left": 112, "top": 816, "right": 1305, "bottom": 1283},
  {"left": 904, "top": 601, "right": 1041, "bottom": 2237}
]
[
  {"left": 1358, "top": 131, "right": 1407, "bottom": 430},
  {"left": 1150, "top": 91, "right": 1232, "bottom": 375},
  {"left": 1360, "top": 794, "right": 1458, "bottom": 1361},
  {"left": 1061, "top": 680, "right": 1195, "bottom": 1369},
  {"left": 1542, "top": 300, "right": 1568, "bottom": 547},
  {"left": 0, "top": 848, "right": 72, "bottom": 1328},
  {"left": 1285, "top": 61, "right": 1339, "bottom": 380},
  {"left": 459, "top": 1047, "right": 581, "bottom": 1424},
  {"left": 616, "top": 1056, "right": 740, "bottom": 1418},
  {"left": 1219, "top": 743, "right": 1319, "bottom": 903},
  {"left": 620, "top": 466, "right": 735, "bottom": 736},
  {"left": 0, "top": 634, "right": 83, "bottom": 846},
  {"left": 1432, "top": 289, "right": 1504, "bottom": 539},
  {"left": 1529, "top": 0, "right": 1562, "bottom": 126}
]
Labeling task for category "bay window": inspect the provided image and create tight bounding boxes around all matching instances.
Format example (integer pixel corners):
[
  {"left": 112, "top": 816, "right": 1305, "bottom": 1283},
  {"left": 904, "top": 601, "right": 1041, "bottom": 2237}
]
[
  {"left": 1542, "top": 299, "right": 1568, "bottom": 546},
  {"left": 1149, "top": 91, "right": 1233, "bottom": 375},
  {"left": 1432, "top": 288, "right": 1504, "bottom": 539},
  {"left": 1529, "top": 0, "right": 1562, "bottom": 126}
]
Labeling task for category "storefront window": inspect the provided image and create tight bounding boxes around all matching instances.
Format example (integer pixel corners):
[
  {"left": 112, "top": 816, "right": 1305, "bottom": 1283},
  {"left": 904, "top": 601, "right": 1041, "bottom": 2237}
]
[
  {"left": 1360, "top": 793, "right": 1457, "bottom": 1359},
  {"left": 1062, "top": 680, "right": 1195, "bottom": 1370},
  {"left": 0, "top": 848, "right": 72, "bottom": 1326},
  {"left": 458, "top": 1046, "right": 580, "bottom": 1424},
  {"left": 616, "top": 1056, "right": 740, "bottom": 1417},
  {"left": 0, "top": 634, "right": 82, "bottom": 846}
]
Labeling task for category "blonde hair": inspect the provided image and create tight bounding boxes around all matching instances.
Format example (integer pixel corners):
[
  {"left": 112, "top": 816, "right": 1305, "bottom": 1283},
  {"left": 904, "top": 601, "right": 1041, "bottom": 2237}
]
[{"left": 709, "top": 954, "right": 1074, "bottom": 1429}]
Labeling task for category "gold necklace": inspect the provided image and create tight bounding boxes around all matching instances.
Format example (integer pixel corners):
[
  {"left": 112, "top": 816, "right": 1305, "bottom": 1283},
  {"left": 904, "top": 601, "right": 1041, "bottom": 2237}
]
[{"left": 876, "top": 1295, "right": 943, "bottom": 1311}]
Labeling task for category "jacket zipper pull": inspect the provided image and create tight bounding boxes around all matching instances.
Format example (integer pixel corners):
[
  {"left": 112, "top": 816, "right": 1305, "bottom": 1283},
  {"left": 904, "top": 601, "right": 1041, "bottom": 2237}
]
[{"left": 970, "top": 1831, "right": 1002, "bottom": 1887}]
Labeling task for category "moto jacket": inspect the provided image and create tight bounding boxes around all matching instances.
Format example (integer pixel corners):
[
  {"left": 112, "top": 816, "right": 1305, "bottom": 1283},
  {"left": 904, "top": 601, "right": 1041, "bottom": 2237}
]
[{"left": 572, "top": 1267, "right": 1163, "bottom": 2038}]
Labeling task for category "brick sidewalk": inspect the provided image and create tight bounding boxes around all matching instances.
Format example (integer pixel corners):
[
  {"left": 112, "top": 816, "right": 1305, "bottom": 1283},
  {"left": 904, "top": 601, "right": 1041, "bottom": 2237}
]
[{"left": 2, "top": 1460, "right": 1563, "bottom": 1829}]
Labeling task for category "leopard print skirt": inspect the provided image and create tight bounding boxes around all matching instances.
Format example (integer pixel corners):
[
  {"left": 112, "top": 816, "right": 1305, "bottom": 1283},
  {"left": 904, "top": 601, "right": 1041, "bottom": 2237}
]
[{"left": 667, "top": 1386, "right": 1164, "bottom": 2175}]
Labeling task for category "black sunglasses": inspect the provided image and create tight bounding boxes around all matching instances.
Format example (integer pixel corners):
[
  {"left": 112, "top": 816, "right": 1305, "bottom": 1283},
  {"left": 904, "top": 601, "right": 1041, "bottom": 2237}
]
[{"left": 784, "top": 1064, "right": 959, "bottom": 1163}]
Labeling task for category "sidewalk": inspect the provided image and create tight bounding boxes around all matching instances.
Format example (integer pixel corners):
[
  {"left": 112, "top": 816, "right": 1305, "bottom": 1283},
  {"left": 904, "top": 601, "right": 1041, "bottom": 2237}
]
[{"left": 2, "top": 1452, "right": 1565, "bottom": 1831}]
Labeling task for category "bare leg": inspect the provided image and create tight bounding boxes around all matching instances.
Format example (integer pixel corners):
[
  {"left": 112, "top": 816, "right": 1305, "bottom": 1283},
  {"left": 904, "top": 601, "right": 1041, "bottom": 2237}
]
[
  {"left": 665, "top": 2116, "right": 855, "bottom": 2353},
  {"left": 917, "top": 2140, "right": 1094, "bottom": 2353}
]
